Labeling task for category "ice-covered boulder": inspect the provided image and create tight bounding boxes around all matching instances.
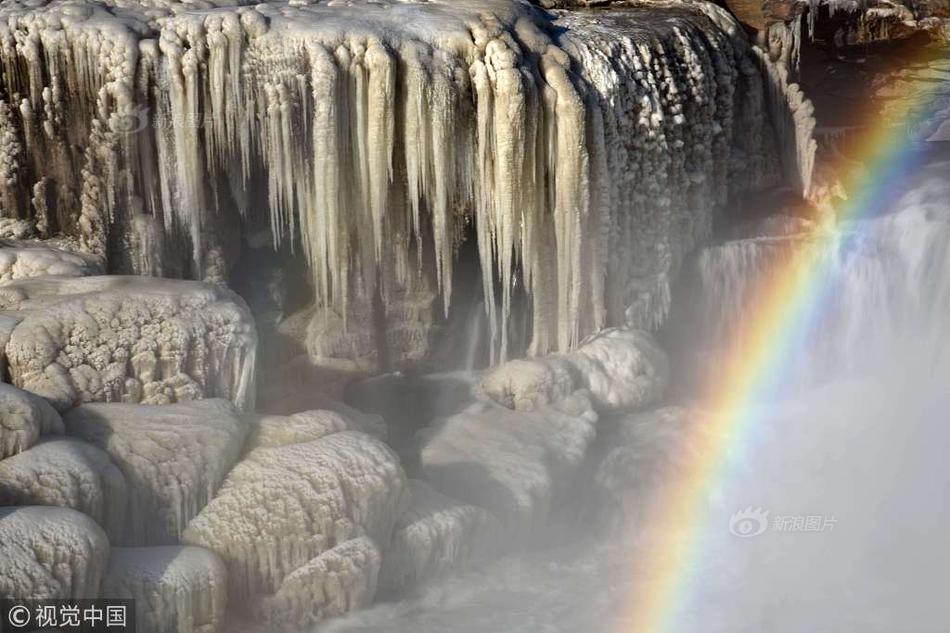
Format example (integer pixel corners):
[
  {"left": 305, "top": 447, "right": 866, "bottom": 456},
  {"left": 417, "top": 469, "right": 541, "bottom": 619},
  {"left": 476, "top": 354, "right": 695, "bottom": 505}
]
[
  {"left": 257, "top": 537, "right": 381, "bottom": 629},
  {"left": 0, "top": 381, "right": 63, "bottom": 459},
  {"left": 64, "top": 399, "right": 248, "bottom": 545},
  {"left": 419, "top": 393, "right": 598, "bottom": 534},
  {"left": 479, "top": 358, "right": 576, "bottom": 412},
  {"left": 183, "top": 431, "right": 409, "bottom": 627},
  {"left": 101, "top": 546, "right": 228, "bottom": 633},
  {"left": 0, "top": 506, "right": 109, "bottom": 599},
  {"left": 0, "top": 276, "right": 256, "bottom": 411},
  {"left": 379, "top": 480, "right": 500, "bottom": 594},
  {"left": 595, "top": 407, "right": 706, "bottom": 528},
  {"left": 0, "top": 239, "right": 102, "bottom": 280},
  {"left": 246, "top": 408, "right": 386, "bottom": 451},
  {"left": 480, "top": 329, "right": 668, "bottom": 413},
  {"left": 0, "top": 437, "right": 127, "bottom": 541},
  {"left": 567, "top": 329, "right": 669, "bottom": 411}
]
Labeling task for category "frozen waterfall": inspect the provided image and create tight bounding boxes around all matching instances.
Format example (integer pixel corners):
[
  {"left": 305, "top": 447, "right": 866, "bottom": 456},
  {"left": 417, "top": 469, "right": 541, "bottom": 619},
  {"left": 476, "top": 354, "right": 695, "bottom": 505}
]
[{"left": 0, "top": 0, "right": 797, "bottom": 361}]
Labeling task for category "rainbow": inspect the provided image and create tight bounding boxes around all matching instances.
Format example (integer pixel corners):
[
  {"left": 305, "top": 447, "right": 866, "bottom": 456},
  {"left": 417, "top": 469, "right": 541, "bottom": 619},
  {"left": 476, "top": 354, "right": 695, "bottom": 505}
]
[{"left": 621, "top": 45, "right": 947, "bottom": 633}]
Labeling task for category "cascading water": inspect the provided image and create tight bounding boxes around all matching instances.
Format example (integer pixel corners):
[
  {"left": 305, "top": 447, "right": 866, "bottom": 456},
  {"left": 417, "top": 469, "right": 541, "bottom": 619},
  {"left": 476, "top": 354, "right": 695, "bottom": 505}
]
[{"left": 310, "top": 150, "right": 950, "bottom": 633}]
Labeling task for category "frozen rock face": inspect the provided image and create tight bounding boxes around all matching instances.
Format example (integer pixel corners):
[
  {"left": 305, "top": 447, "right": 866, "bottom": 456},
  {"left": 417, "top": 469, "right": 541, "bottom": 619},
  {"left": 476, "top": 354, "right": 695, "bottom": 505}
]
[
  {"left": 595, "top": 407, "right": 706, "bottom": 529},
  {"left": 0, "top": 506, "right": 110, "bottom": 599},
  {"left": 257, "top": 537, "right": 381, "bottom": 629},
  {"left": 0, "top": 381, "right": 63, "bottom": 458},
  {"left": 183, "top": 431, "right": 409, "bottom": 628},
  {"left": 0, "top": 239, "right": 102, "bottom": 280},
  {"left": 480, "top": 328, "right": 668, "bottom": 413},
  {"left": 0, "top": 0, "right": 779, "bottom": 363},
  {"left": 101, "top": 546, "right": 228, "bottom": 633},
  {"left": 379, "top": 480, "right": 500, "bottom": 595},
  {"left": 246, "top": 407, "right": 386, "bottom": 450},
  {"left": 419, "top": 393, "right": 597, "bottom": 534},
  {"left": 64, "top": 399, "right": 248, "bottom": 545},
  {"left": 0, "top": 437, "right": 127, "bottom": 541},
  {"left": 0, "top": 276, "right": 256, "bottom": 411}
]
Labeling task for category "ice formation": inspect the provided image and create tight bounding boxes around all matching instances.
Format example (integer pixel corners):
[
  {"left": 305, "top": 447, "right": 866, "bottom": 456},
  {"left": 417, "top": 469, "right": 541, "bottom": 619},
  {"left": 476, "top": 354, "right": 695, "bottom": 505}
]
[
  {"left": 182, "top": 430, "right": 409, "bottom": 627},
  {"left": 480, "top": 328, "right": 668, "bottom": 412},
  {"left": 594, "top": 406, "right": 709, "bottom": 529},
  {"left": 0, "top": 0, "right": 785, "bottom": 360},
  {"left": 0, "top": 238, "right": 102, "bottom": 279},
  {"left": 0, "top": 276, "right": 257, "bottom": 410},
  {"left": 682, "top": 157, "right": 950, "bottom": 386},
  {"left": 419, "top": 392, "right": 597, "bottom": 534},
  {"left": 257, "top": 536, "right": 381, "bottom": 629},
  {"left": 0, "top": 380, "right": 63, "bottom": 458},
  {"left": 379, "top": 480, "right": 500, "bottom": 594},
  {"left": 101, "top": 546, "right": 228, "bottom": 633},
  {"left": 246, "top": 407, "right": 386, "bottom": 450},
  {"left": 64, "top": 399, "right": 248, "bottom": 545},
  {"left": 0, "top": 506, "right": 110, "bottom": 599},
  {"left": 0, "top": 436, "right": 127, "bottom": 540}
]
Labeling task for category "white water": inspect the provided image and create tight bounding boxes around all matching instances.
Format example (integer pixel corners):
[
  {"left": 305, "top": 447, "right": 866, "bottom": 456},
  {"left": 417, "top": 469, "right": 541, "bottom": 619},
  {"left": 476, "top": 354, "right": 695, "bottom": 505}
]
[{"left": 316, "top": 149, "right": 950, "bottom": 633}]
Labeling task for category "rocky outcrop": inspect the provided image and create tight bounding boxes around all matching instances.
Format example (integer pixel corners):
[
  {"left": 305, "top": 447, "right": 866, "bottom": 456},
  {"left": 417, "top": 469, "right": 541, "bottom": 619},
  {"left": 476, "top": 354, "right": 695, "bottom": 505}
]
[
  {"left": 0, "top": 276, "right": 256, "bottom": 411},
  {"left": 480, "top": 329, "right": 668, "bottom": 413},
  {"left": 246, "top": 408, "right": 386, "bottom": 451},
  {"left": 595, "top": 407, "right": 706, "bottom": 528},
  {"left": 101, "top": 546, "right": 228, "bottom": 633},
  {"left": 183, "top": 431, "right": 409, "bottom": 628},
  {"left": 0, "top": 437, "right": 127, "bottom": 541},
  {"left": 419, "top": 393, "right": 598, "bottom": 534},
  {"left": 0, "top": 239, "right": 102, "bottom": 280},
  {"left": 379, "top": 480, "right": 500, "bottom": 594},
  {"left": 0, "top": 381, "right": 63, "bottom": 459},
  {"left": 64, "top": 399, "right": 248, "bottom": 545},
  {"left": 256, "top": 537, "right": 381, "bottom": 629},
  {"left": 0, "top": 506, "right": 110, "bottom": 599}
]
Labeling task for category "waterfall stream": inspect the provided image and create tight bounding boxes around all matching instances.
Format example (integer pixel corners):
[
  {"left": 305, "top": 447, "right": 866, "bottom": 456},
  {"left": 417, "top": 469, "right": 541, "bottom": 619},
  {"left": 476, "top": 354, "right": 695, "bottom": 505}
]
[{"left": 310, "top": 148, "right": 950, "bottom": 633}]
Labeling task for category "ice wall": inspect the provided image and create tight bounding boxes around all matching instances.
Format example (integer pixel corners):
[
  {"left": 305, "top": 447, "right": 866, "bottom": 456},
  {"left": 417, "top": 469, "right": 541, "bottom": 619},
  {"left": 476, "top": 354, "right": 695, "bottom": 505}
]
[{"left": 0, "top": 0, "right": 780, "bottom": 359}]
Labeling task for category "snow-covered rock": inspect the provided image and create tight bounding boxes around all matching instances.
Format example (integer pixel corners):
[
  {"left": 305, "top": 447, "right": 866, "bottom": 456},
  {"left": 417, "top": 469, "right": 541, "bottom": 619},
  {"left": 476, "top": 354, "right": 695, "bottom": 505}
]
[
  {"left": 101, "top": 546, "right": 228, "bottom": 633},
  {"left": 246, "top": 408, "right": 386, "bottom": 451},
  {"left": 419, "top": 393, "right": 598, "bottom": 534},
  {"left": 480, "top": 329, "right": 668, "bottom": 413},
  {"left": 567, "top": 329, "right": 670, "bottom": 411},
  {"left": 257, "top": 537, "right": 381, "bottom": 629},
  {"left": 0, "top": 239, "right": 102, "bottom": 280},
  {"left": 64, "top": 399, "right": 248, "bottom": 545},
  {"left": 379, "top": 480, "right": 500, "bottom": 594},
  {"left": 595, "top": 407, "right": 706, "bottom": 528},
  {"left": 0, "top": 506, "right": 109, "bottom": 599},
  {"left": 183, "top": 431, "right": 409, "bottom": 627},
  {"left": 0, "top": 276, "right": 256, "bottom": 411},
  {"left": 0, "top": 381, "right": 63, "bottom": 459},
  {"left": 0, "top": 437, "right": 127, "bottom": 541},
  {"left": 479, "top": 358, "right": 576, "bottom": 412}
]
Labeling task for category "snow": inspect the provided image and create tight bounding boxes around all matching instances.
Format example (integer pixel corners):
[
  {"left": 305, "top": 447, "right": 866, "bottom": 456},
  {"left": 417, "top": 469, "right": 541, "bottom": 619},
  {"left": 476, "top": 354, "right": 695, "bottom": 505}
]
[
  {"left": 64, "top": 398, "right": 248, "bottom": 545},
  {"left": 0, "top": 506, "right": 110, "bottom": 600},
  {"left": 379, "top": 480, "right": 500, "bottom": 595},
  {"left": 419, "top": 392, "right": 597, "bottom": 535},
  {"left": 101, "top": 546, "right": 228, "bottom": 633},
  {"left": 182, "top": 430, "right": 409, "bottom": 628},
  {"left": 480, "top": 328, "right": 668, "bottom": 412},
  {"left": 0, "top": 437, "right": 127, "bottom": 541},
  {"left": 0, "top": 380, "right": 63, "bottom": 458},
  {"left": 0, "top": 275, "right": 257, "bottom": 411},
  {"left": 0, "top": 238, "right": 102, "bottom": 280}
]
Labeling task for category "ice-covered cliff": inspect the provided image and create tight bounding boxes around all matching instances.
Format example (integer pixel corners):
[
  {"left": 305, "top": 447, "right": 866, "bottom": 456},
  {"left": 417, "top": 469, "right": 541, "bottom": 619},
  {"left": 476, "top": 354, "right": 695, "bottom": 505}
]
[{"left": 0, "top": 0, "right": 791, "bottom": 362}]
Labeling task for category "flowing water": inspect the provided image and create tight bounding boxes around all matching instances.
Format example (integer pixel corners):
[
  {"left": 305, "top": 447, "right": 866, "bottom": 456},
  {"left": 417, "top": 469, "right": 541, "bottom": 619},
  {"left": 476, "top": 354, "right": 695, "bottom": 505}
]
[{"left": 316, "top": 146, "right": 950, "bottom": 633}]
